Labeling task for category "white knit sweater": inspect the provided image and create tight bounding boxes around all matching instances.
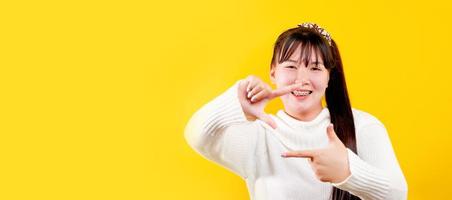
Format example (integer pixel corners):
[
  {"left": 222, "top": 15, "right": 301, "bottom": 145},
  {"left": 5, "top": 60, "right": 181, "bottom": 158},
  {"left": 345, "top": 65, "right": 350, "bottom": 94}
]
[{"left": 185, "top": 80, "right": 408, "bottom": 200}]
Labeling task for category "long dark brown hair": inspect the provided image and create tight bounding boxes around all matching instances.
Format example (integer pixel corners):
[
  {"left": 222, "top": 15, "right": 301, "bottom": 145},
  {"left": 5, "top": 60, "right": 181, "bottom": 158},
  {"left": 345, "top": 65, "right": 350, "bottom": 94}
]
[{"left": 270, "top": 26, "right": 359, "bottom": 200}]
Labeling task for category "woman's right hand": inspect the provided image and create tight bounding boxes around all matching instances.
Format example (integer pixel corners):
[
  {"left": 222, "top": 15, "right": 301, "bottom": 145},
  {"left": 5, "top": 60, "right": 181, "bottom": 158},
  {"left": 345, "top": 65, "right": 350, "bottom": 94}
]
[{"left": 238, "top": 75, "right": 303, "bottom": 129}]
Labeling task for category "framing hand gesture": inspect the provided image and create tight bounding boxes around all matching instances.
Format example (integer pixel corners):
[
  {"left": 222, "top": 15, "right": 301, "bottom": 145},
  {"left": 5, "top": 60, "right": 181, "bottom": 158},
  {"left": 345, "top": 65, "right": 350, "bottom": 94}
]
[
  {"left": 282, "top": 124, "right": 351, "bottom": 183},
  {"left": 238, "top": 75, "right": 303, "bottom": 129}
]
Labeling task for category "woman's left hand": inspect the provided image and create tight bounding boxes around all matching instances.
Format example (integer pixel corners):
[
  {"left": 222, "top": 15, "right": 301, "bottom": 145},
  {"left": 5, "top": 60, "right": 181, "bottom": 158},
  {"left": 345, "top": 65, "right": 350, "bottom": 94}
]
[{"left": 281, "top": 124, "right": 351, "bottom": 183}]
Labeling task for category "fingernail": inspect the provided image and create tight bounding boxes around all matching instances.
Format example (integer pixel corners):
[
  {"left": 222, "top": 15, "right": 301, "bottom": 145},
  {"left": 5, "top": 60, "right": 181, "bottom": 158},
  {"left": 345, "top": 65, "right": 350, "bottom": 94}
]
[
  {"left": 247, "top": 92, "right": 252, "bottom": 98},
  {"left": 281, "top": 153, "right": 287, "bottom": 157},
  {"left": 251, "top": 96, "right": 255, "bottom": 102}
]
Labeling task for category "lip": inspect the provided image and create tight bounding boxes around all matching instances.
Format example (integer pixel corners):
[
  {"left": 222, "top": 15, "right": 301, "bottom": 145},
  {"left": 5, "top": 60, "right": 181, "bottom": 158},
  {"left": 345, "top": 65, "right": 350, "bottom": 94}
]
[
  {"left": 291, "top": 91, "right": 311, "bottom": 100},
  {"left": 293, "top": 89, "right": 312, "bottom": 92}
]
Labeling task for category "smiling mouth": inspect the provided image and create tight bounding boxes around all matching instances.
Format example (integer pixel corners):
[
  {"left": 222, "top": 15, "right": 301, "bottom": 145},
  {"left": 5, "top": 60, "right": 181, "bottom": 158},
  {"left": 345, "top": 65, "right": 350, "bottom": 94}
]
[{"left": 291, "top": 90, "right": 313, "bottom": 97}]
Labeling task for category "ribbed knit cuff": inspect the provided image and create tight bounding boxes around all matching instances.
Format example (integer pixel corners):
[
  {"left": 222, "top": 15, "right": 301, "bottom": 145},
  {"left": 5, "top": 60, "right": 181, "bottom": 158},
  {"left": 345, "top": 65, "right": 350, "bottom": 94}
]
[
  {"left": 331, "top": 149, "right": 390, "bottom": 200},
  {"left": 200, "top": 79, "right": 248, "bottom": 135}
]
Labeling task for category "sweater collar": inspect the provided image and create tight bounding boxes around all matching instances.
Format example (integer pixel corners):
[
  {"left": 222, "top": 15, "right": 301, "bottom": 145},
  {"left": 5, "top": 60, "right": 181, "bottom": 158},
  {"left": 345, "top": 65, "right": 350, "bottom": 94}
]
[{"left": 276, "top": 107, "right": 330, "bottom": 128}]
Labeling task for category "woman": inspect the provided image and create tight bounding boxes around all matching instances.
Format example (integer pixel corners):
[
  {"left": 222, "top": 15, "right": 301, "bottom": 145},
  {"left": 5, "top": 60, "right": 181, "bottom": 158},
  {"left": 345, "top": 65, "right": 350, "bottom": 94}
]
[{"left": 185, "top": 22, "right": 408, "bottom": 200}]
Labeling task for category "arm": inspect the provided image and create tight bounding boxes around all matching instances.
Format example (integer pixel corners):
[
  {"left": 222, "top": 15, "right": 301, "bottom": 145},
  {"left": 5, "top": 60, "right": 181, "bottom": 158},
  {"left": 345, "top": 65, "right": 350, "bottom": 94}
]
[
  {"left": 184, "top": 80, "right": 260, "bottom": 179},
  {"left": 332, "top": 123, "right": 408, "bottom": 200}
]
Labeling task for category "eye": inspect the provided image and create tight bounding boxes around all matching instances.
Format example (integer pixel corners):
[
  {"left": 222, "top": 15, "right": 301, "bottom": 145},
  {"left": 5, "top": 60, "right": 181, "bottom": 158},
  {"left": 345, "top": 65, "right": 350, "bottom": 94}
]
[
  {"left": 311, "top": 66, "right": 321, "bottom": 71},
  {"left": 285, "top": 66, "right": 297, "bottom": 69}
]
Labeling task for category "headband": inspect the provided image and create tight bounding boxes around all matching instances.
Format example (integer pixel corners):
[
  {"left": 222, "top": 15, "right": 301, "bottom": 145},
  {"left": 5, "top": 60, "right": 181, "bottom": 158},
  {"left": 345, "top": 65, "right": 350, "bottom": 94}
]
[{"left": 297, "top": 22, "right": 332, "bottom": 46}]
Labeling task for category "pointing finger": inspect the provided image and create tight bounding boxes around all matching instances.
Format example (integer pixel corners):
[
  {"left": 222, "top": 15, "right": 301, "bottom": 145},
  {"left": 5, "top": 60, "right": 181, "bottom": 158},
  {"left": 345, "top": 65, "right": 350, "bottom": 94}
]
[
  {"left": 269, "top": 83, "right": 304, "bottom": 99},
  {"left": 281, "top": 150, "right": 316, "bottom": 158}
]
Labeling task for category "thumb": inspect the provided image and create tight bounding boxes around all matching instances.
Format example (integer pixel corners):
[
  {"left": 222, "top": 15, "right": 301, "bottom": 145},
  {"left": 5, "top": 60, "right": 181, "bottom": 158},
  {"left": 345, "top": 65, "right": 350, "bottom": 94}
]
[
  {"left": 326, "top": 123, "right": 339, "bottom": 143},
  {"left": 256, "top": 112, "right": 277, "bottom": 129}
]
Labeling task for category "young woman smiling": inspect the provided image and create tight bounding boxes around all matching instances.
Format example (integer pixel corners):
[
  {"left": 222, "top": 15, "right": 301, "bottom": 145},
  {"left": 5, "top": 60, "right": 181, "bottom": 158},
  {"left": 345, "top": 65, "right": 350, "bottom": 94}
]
[{"left": 185, "top": 23, "right": 408, "bottom": 200}]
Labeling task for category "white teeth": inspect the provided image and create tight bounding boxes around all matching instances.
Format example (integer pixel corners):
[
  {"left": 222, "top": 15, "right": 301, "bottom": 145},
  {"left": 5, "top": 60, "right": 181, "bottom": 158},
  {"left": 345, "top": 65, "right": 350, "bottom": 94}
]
[{"left": 292, "top": 90, "right": 312, "bottom": 96}]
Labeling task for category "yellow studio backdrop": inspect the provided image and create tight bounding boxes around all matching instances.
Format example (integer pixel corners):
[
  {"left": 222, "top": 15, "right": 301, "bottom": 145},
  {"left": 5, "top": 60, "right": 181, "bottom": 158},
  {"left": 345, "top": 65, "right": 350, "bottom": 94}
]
[{"left": 0, "top": 0, "right": 451, "bottom": 199}]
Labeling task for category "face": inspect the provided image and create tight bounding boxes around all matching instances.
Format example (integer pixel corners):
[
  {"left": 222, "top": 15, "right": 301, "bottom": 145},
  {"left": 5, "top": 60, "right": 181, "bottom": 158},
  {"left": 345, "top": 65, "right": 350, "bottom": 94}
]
[{"left": 270, "top": 44, "right": 330, "bottom": 120}]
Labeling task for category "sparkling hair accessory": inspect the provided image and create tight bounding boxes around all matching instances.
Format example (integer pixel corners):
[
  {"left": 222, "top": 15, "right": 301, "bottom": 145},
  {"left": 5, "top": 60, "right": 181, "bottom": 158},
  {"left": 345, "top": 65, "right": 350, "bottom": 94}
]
[{"left": 297, "top": 22, "right": 332, "bottom": 46}]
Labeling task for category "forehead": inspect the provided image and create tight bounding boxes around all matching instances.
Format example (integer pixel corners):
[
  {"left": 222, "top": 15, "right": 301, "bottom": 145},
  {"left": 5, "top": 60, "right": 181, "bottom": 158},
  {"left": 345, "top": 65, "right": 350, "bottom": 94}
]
[{"left": 285, "top": 44, "right": 323, "bottom": 63}]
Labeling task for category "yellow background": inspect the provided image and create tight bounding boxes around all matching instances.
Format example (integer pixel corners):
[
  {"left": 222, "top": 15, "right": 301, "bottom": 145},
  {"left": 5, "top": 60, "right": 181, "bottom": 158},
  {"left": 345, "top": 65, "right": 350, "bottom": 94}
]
[{"left": 1, "top": 0, "right": 451, "bottom": 199}]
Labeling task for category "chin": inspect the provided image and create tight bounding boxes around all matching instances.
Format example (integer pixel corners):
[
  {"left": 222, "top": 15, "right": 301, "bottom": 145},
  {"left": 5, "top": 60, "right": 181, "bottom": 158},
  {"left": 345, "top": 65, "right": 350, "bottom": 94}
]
[
  {"left": 286, "top": 104, "right": 311, "bottom": 113},
  {"left": 283, "top": 97, "right": 317, "bottom": 111}
]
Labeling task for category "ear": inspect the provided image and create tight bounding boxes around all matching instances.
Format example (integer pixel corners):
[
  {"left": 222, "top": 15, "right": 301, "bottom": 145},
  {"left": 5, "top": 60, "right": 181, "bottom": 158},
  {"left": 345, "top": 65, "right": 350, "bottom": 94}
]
[
  {"left": 326, "top": 69, "right": 331, "bottom": 88},
  {"left": 270, "top": 65, "right": 276, "bottom": 84},
  {"left": 326, "top": 77, "right": 329, "bottom": 88}
]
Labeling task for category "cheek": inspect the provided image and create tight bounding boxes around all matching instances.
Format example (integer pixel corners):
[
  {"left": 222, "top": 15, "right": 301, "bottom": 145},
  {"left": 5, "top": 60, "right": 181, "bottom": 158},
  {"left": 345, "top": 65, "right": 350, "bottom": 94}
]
[
  {"left": 275, "top": 71, "right": 296, "bottom": 85},
  {"left": 312, "top": 75, "right": 329, "bottom": 90}
]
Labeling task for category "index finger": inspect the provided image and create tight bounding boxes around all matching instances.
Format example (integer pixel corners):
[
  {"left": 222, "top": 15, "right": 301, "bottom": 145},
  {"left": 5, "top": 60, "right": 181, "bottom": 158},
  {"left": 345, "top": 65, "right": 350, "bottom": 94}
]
[
  {"left": 281, "top": 150, "right": 316, "bottom": 158},
  {"left": 268, "top": 83, "right": 304, "bottom": 99}
]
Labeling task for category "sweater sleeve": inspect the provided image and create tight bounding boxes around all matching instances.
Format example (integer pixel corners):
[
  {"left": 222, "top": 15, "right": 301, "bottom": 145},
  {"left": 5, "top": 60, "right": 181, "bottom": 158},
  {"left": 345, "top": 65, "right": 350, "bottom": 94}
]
[
  {"left": 331, "top": 123, "right": 408, "bottom": 200},
  {"left": 184, "top": 80, "right": 260, "bottom": 179}
]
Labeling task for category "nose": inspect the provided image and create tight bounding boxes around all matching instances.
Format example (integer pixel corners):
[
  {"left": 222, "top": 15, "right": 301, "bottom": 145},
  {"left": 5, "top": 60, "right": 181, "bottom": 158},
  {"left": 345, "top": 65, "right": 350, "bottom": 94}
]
[
  {"left": 294, "top": 73, "right": 310, "bottom": 86},
  {"left": 297, "top": 66, "right": 310, "bottom": 78}
]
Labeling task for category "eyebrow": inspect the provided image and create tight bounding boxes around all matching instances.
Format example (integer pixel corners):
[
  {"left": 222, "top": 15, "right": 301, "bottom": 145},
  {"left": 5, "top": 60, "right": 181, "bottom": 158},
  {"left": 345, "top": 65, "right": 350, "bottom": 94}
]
[
  {"left": 285, "top": 60, "right": 323, "bottom": 64},
  {"left": 310, "top": 61, "right": 323, "bottom": 65}
]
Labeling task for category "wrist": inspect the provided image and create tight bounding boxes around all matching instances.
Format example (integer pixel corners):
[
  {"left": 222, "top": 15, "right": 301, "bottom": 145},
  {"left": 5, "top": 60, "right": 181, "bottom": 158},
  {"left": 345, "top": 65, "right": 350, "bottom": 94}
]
[
  {"left": 245, "top": 113, "right": 257, "bottom": 121},
  {"left": 335, "top": 149, "right": 352, "bottom": 183},
  {"left": 332, "top": 172, "right": 352, "bottom": 185}
]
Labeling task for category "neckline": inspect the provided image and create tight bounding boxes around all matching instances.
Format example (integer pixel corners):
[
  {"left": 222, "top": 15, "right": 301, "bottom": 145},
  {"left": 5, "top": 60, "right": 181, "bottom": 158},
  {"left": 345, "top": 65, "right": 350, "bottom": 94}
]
[{"left": 276, "top": 107, "right": 330, "bottom": 128}]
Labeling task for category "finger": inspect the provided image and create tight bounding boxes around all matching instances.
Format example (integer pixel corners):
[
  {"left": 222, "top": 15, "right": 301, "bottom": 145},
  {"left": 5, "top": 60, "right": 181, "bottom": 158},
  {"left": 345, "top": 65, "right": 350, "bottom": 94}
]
[
  {"left": 248, "top": 84, "right": 262, "bottom": 99},
  {"left": 281, "top": 150, "right": 316, "bottom": 158},
  {"left": 238, "top": 80, "right": 250, "bottom": 99},
  {"left": 246, "top": 78, "right": 257, "bottom": 93},
  {"left": 326, "top": 123, "right": 338, "bottom": 142},
  {"left": 246, "top": 79, "right": 251, "bottom": 92},
  {"left": 256, "top": 112, "right": 277, "bottom": 129},
  {"left": 269, "top": 82, "right": 304, "bottom": 99},
  {"left": 250, "top": 89, "right": 268, "bottom": 102}
]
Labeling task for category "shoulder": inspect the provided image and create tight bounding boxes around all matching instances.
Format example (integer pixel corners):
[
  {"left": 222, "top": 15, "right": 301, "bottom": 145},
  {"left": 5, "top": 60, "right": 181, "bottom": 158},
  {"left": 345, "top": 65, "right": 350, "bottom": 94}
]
[
  {"left": 351, "top": 108, "right": 385, "bottom": 131},
  {"left": 350, "top": 109, "right": 395, "bottom": 159}
]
